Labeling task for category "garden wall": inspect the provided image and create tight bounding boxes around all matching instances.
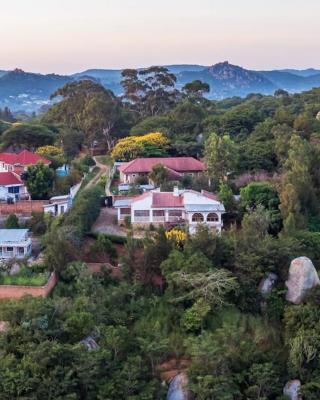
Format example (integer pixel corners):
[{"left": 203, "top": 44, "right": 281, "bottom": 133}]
[
  {"left": 0, "top": 200, "right": 49, "bottom": 216},
  {"left": 0, "top": 272, "right": 58, "bottom": 300}
]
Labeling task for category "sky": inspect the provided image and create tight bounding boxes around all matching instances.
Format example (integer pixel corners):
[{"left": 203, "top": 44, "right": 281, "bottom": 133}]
[{"left": 1, "top": 0, "right": 320, "bottom": 74}]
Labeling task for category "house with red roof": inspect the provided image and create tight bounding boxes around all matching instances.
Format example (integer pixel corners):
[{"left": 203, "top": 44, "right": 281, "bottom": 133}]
[
  {"left": 114, "top": 187, "right": 225, "bottom": 234},
  {"left": 0, "top": 150, "right": 50, "bottom": 175},
  {"left": 118, "top": 157, "right": 205, "bottom": 185},
  {"left": 0, "top": 172, "right": 29, "bottom": 201}
]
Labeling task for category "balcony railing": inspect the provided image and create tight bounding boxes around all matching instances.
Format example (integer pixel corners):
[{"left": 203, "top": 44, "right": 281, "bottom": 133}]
[
  {"left": 134, "top": 216, "right": 150, "bottom": 223},
  {"left": 153, "top": 216, "right": 166, "bottom": 222}
]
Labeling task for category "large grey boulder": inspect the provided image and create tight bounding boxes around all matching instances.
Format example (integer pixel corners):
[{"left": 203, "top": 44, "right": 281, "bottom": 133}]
[
  {"left": 167, "top": 373, "right": 190, "bottom": 400},
  {"left": 259, "top": 272, "right": 278, "bottom": 296},
  {"left": 283, "top": 380, "right": 302, "bottom": 400},
  {"left": 286, "top": 257, "right": 320, "bottom": 304}
]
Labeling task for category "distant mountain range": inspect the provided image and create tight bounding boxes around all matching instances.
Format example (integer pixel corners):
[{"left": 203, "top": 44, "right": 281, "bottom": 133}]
[{"left": 1, "top": 62, "right": 320, "bottom": 112}]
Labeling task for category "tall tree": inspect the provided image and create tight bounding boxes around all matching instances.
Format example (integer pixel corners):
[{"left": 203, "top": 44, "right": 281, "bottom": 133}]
[
  {"left": 204, "top": 132, "right": 237, "bottom": 185},
  {"left": 43, "top": 80, "right": 129, "bottom": 151},
  {"left": 182, "top": 80, "right": 210, "bottom": 98},
  {"left": 121, "top": 66, "right": 179, "bottom": 117}
]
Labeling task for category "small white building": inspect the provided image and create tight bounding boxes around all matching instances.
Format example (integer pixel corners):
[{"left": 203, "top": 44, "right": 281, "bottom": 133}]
[
  {"left": 43, "top": 195, "right": 71, "bottom": 216},
  {"left": 114, "top": 188, "right": 225, "bottom": 234},
  {"left": 0, "top": 172, "right": 29, "bottom": 201},
  {"left": 0, "top": 229, "right": 32, "bottom": 259}
]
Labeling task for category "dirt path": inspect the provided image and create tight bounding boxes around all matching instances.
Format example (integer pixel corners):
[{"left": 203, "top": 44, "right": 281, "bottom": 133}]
[{"left": 84, "top": 157, "right": 110, "bottom": 191}]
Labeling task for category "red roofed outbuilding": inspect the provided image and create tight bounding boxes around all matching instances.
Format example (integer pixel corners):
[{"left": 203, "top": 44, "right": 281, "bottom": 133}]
[{"left": 118, "top": 157, "right": 204, "bottom": 184}]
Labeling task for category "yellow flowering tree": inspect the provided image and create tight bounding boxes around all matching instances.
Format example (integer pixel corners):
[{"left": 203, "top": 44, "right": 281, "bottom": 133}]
[
  {"left": 111, "top": 132, "right": 169, "bottom": 161},
  {"left": 36, "top": 145, "right": 65, "bottom": 168},
  {"left": 165, "top": 228, "right": 187, "bottom": 248}
]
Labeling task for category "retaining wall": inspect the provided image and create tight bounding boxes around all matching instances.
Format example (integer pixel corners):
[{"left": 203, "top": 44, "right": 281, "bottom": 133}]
[{"left": 0, "top": 272, "right": 58, "bottom": 300}]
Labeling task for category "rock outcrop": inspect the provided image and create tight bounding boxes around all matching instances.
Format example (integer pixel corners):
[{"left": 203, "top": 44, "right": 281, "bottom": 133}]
[
  {"left": 259, "top": 272, "right": 278, "bottom": 296},
  {"left": 167, "top": 373, "right": 190, "bottom": 400},
  {"left": 283, "top": 380, "right": 302, "bottom": 400},
  {"left": 286, "top": 257, "right": 320, "bottom": 304}
]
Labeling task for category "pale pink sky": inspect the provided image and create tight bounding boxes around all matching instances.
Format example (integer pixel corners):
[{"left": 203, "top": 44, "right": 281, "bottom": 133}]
[{"left": 1, "top": 0, "right": 320, "bottom": 74}]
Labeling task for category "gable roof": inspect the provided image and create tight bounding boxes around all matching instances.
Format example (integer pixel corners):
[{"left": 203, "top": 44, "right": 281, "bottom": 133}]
[
  {"left": 152, "top": 192, "right": 184, "bottom": 208},
  {"left": 0, "top": 172, "right": 23, "bottom": 186},
  {"left": 119, "top": 157, "right": 204, "bottom": 174},
  {"left": 0, "top": 150, "right": 50, "bottom": 166}
]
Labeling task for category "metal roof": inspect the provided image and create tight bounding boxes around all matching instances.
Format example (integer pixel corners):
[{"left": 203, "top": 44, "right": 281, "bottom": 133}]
[
  {"left": 114, "top": 199, "right": 132, "bottom": 207},
  {"left": 0, "top": 229, "right": 29, "bottom": 242},
  {"left": 185, "top": 204, "right": 225, "bottom": 212}
]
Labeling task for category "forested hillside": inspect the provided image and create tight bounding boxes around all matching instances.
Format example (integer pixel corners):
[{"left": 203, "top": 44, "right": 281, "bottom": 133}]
[{"left": 0, "top": 68, "right": 320, "bottom": 399}]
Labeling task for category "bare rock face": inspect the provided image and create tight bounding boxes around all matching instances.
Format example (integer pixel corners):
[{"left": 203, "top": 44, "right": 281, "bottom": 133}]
[
  {"left": 167, "top": 373, "right": 190, "bottom": 400},
  {"left": 283, "top": 380, "right": 302, "bottom": 400},
  {"left": 259, "top": 272, "right": 278, "bottom": 296},
  {"left": 286, "top": 257, "right": 320, "bottom": 304}
]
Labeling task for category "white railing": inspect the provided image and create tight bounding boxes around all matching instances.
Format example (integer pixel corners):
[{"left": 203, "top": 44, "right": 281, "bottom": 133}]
[
  {"left": 134, "top": 216, "right": 150, "bottom": 223},
  {"left": 153, "top": 216, "right": 165, "bottom": 222}
]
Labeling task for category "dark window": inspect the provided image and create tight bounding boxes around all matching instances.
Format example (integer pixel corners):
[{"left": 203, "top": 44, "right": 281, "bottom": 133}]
[
  {"left": 207, "top": 213, "right": 219, "bottom": 222},
  {"left": 8, "top": 186, "right": 20, "bottom": 194},
  {"left": 192, "top": 213, "right": 204, "bottom": 222}
]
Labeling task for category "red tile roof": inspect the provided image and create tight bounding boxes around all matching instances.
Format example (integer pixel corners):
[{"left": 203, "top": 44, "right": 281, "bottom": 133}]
[
  {"left": 152, "top": 192, "right": 184, "bottom": 208},
  {"left": 119, "top": 157, "right": 204, "bottom": 174},
  {"left": 0, "top": 150, "right": 50, "bottom": 166},
  {"left": 201, "top": 190, "right": 219, "bottom": 201},
  {"left": 0, "top": 172, "right": 23, "bottom": 186}
]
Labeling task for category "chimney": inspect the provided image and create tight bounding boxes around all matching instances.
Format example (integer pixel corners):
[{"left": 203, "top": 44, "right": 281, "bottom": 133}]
[{"left": 173, "top": 186, "right": 179, "bottom": 197}]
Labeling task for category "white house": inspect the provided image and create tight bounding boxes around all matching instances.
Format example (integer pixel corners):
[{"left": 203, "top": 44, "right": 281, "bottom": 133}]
[
  {"left": 0, "top": 229, "right": 32, "bottom": 259},
  {"left": 0, "top": 172, "right": 29, "bottom": 201},
  {"left": 0, "top": 150, "right": 50, "bottom": 174},
  {"left": 114, "top": 187, "right": 225, "bottom": 234},
  {"left": 43, "top": 195, "right": 72, "bottom": 216}
]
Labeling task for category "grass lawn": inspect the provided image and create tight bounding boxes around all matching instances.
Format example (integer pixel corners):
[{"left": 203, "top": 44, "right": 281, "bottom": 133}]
[
  {"left": 1, "top": 272, "right": 50, "bottom": 286},
  {"left": 80, "top": 166, "right": 100, "bottom": 189}
]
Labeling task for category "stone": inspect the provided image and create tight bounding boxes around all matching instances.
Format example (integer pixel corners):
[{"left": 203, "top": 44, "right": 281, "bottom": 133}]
[
  {"left": 167, "top": 373, "right": 190, "bottom": 400},
  {"left": 316, "top": 111, "right": 320, "bottom": 121},
  {"left": 259, "top": 272, "right": 278, "bottom": 296},
  {"left": 9, "top": 263, "right": 20, "bottom": 276},
  {"left": 286, "top": 257, "right": 320, "bottom": 304},
  {"left": 283, "top": 380, "right": 302, "bottom": 400}
]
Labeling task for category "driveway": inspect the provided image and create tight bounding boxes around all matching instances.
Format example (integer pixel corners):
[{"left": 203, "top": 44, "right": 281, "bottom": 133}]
[{"left": 92, "top": 207, "right": 127, "bottom": 236}]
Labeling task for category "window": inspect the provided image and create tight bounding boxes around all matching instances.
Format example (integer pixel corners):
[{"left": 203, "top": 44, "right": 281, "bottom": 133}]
[
  {"left": 18, "top": 247, "right": 24, "bottom": 255},
  {"left": 120, "top": 208, "right": 131, "bottom": 216},
  {"left": 8, "top": 186, "right": 20, "bottom": 194},
  {"left": 6, "top": 247, "right": 13, "bottom": 252},
  {"left": 207, "top": 213, "right": 219, "bottom": 222},
  {"left": 168, "top": 210, "right": 182, "bottom": 217},
  {"left": 153, "top": 210, "right": 165, "bottom": 217},
  {"left": 0, "top": 247, "right": 2, "bottom": 255},
  {"left": 192, "top": 213, "right": 204, "bottom": 222},
  {"left": 60, "top": 206, "right": 65, "bottom": 214},
  {"left": 134, "top": 210, "right": 150, "bottom": 217}
]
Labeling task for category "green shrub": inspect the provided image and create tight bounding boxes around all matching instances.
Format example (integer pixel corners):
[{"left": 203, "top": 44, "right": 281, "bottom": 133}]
[{"left": 5, "top": 214, "right": 19, "bottom": 229}]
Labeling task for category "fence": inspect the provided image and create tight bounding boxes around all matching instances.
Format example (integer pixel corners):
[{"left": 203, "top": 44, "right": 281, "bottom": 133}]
[
  {"left": 0, "top": 200, "right": 49, "bottom": 216},
  {"left": 0, "top": 272, "right": 58, "bottom": 300}
]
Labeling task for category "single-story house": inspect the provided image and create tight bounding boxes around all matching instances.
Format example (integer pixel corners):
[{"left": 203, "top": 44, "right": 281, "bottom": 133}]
[
  {"left": 118, "top": 157, "right": 205, "bottom": 184},
  {"left": 43, "top": 195, "right": 72, "bottom": 216},
  {"left": 0, "top": 150, "right": 50, "bottom": 174},
  {"left": 0, "top": 172, "right": 29, "bottom": 201},
  {"left": 114, "top": 187, "right": 225, "bottom": 234},
  {"left": 0, "top": 229, "right": 32, "bottom": 259}
]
